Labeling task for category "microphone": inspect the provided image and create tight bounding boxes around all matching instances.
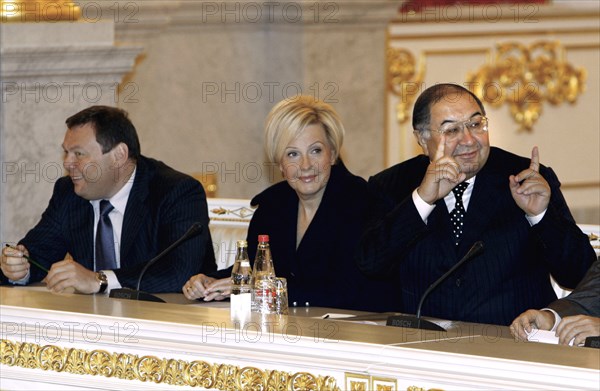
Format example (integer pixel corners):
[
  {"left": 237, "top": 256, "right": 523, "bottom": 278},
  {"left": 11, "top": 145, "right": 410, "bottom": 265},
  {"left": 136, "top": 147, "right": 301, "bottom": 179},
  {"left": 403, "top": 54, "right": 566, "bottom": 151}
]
[
  {"left": 109, "top": 222, "right": 203, "bottom": 303},
  {"left": 387, "top": 241, "right": 485, "bottom": 331}
]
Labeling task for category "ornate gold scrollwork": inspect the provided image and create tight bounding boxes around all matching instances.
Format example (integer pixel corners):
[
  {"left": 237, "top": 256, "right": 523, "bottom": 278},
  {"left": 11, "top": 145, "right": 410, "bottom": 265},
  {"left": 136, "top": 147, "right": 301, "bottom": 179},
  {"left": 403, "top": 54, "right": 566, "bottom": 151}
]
[
  {"left": 467, "top": 41, "right": 586, "bottom": 131},
  {"left": 267, "top": 369, "right": 289, "bottom": 390},
  {"left": 86, "top": 350, "right": 114, "bottom": 377},
  {"left": 0, "top": 339, "right": 340, "bottom": 390},
  {"left": 387, "top": 48, "right": 425, "bottom": 124}
]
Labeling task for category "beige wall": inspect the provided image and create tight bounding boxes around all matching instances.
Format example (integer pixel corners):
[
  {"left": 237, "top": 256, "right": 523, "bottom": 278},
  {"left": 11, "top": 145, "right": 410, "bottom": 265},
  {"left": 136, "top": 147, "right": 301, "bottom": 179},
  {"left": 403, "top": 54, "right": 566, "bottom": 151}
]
[{"left": 115, "top": 1, "right": 399, "bottom": 199}]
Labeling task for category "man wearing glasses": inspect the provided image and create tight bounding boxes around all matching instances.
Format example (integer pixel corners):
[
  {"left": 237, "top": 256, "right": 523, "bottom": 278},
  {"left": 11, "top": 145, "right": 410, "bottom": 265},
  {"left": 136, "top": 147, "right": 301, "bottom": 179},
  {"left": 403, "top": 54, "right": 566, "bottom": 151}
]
[{"left": 357, "top": 83, "right": 595, "bottom": 326}]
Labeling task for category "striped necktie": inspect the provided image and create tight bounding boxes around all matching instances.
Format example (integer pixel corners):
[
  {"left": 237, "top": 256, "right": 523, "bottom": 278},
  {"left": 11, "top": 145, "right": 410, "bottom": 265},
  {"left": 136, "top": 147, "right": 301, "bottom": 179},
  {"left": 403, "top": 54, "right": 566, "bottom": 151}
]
[{"left": 96, "top": 200, "right": 116, "bottom": 270}]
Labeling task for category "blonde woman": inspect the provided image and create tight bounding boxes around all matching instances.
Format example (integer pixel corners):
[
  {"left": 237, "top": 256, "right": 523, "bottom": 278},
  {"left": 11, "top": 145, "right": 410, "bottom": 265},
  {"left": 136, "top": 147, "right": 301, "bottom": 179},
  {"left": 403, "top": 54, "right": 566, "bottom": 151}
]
[{"left": 183, "top": 96, "right": 397, "bottom": 311}]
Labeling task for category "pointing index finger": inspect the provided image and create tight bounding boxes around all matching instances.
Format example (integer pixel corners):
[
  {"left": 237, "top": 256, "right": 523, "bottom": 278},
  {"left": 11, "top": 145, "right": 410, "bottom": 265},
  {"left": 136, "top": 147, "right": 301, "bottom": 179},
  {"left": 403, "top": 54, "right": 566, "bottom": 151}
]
[
  {"left": 530, "top": 146, "right": 540, "bottom": 172},
  {"left": 434, "top": 133, "right": 447, "bottom": 161}
]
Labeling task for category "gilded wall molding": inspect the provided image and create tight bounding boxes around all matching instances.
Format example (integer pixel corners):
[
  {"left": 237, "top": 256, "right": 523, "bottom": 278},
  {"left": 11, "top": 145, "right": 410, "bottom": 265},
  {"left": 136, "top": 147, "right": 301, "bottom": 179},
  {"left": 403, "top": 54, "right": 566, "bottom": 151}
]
[
  {"left": 386, "top": 48, "right": 425, "bottom": 125},
  {"left": 1, "top": 339, "right": 340, "bottom": 390},
  {"left": 210, "top": 206, "right": 255, "bottom": 220},
  {"left": 467, "top": 40, "right": 586, "bottom": 131}
]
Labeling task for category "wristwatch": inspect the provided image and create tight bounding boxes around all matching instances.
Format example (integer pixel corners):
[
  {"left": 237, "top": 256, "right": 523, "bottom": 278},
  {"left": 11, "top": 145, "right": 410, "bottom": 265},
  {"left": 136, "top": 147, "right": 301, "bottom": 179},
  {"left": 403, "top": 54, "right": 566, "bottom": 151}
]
[{"left": 96, "top": 271, "right": 108, "bottom": 293}]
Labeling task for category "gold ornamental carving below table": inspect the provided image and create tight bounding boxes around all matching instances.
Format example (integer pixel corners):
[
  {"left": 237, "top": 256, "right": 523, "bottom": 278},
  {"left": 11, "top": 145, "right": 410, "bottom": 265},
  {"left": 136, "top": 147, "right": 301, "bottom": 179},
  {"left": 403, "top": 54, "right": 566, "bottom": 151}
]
[{"left": 1, "top": 339, "right": 340, "bottom": 390}]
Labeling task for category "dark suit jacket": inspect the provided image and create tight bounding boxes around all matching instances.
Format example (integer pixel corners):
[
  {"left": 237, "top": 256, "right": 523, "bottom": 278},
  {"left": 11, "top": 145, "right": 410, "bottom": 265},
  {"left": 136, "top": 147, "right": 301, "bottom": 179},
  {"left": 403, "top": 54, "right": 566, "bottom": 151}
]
[
  {"left": 242, "top": 162, "right": 399, "bottom": 312},
  {"left": 7, "top": 156, "right": 216, "bottom": 293},
  {"left": 550, "top": 260, "right": 600, "bottom": 317},
  {"left": 357, "top": 147, "right": 596, "bottom": 325}
]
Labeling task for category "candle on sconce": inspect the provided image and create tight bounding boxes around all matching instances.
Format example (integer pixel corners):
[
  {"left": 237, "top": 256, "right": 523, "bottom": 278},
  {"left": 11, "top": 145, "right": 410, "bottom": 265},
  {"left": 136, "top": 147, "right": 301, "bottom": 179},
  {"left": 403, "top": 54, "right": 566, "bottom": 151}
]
[{"left": 0, "top": 0, "right": 81, "bottom": 22}]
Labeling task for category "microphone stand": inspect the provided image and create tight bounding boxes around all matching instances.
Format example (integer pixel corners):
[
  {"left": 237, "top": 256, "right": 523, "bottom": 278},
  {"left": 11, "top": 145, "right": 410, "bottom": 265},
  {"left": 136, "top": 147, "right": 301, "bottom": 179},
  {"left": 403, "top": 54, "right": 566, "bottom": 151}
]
[
  {"left": 386, "top": 241, "right": 485, "bottom": 331},
  {"left": 109, "top": 223, "right": 203, "bottom": 303}
]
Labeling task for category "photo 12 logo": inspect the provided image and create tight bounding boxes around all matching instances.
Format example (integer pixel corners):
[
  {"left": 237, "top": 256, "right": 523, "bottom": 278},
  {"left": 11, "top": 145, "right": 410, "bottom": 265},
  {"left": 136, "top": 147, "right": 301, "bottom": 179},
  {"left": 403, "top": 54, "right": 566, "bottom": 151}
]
[
  {"left": 198, "top": 2, "right": 339, "bottom": 24},
  {"left": 2, "top": 82, "right": 139, "bottom": 104},
  {"left": 199, "top": 320, "right": 339, "bottom": 344},
  {"left": 201, "top": 81, "right": 339, "bottom": 104},
  {"left": 399, "top": 1, "right": 539, "bottom": 23},
  {"left": 1, "top": 1, "right": 139, "bottom": 23},
  {"left": 2, "top": 321, "right": 139, "bottom": 344}
]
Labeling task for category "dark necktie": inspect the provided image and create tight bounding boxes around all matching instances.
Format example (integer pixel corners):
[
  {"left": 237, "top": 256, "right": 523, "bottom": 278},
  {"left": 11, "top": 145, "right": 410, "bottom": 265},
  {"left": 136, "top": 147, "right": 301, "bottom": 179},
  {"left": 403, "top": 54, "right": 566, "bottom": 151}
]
[
  {"left": 450, "top": 182, "right": 469, "bottom": 246},
  {"left": 96, "top": 200, "right": 117, "bottom": 270}
]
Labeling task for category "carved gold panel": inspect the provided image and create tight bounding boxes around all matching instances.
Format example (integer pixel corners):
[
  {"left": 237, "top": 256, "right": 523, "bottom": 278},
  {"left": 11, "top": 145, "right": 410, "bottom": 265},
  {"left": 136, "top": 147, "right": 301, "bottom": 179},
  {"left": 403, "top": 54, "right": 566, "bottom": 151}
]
[
  {"left": 1, "top": 339, "right": 340, "bottom": 390},
  {"left": 345, "top": 373, "right": 370, "bottom": 391},
  {"left": 344, "top": 373, "right": 444, "bottom": 391},
  {"left": 467, "top": 40, "right": 586, "bottom": 131},
  {"left": 372, "top": 376, "right": 397, "bottom": 390},
  {"left": 386, "top": 48, "right": 424, "bottom": 124}
]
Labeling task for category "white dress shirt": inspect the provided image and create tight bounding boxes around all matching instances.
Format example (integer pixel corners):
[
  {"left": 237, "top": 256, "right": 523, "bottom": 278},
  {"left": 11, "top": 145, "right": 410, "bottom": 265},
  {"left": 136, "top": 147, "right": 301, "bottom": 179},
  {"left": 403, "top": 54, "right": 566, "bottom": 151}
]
[
  {"left": 412, "top": 175, "right": 546, "bottom": 225},
  {"left": 90, "top": 168, "right": 136, "bottom": 293}
]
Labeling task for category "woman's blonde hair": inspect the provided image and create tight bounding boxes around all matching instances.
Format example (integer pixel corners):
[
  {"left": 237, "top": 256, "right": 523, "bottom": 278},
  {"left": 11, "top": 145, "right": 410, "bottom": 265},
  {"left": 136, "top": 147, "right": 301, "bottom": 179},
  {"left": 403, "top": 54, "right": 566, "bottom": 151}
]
[{"left": 264, "top": 95, "right": 345, "bottom": 163}]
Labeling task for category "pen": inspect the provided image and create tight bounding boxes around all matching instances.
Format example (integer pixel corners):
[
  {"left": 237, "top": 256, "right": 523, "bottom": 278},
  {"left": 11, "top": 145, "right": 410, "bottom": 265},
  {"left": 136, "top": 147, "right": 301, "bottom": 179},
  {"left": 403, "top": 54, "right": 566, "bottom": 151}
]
[{"left": 4, "top": 244, "right": 49, "bottom": 273}]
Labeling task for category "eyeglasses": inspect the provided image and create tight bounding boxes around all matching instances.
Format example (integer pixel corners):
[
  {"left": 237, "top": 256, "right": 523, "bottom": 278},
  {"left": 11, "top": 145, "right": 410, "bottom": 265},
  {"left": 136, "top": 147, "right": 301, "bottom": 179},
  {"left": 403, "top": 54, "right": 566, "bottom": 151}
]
[{"left": 428, "top": 116, "right": 489, "bottom": 142}]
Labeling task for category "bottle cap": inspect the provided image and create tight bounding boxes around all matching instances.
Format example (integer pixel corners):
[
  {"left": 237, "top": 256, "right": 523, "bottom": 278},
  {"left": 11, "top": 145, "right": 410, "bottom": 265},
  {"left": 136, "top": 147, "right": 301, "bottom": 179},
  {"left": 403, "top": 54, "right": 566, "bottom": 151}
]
[
  {"left": 258, "top": 234, "right": 269, "bottom": 243},
  {"left": 236, "top": 240, "right": 248, "bottom": 247}
]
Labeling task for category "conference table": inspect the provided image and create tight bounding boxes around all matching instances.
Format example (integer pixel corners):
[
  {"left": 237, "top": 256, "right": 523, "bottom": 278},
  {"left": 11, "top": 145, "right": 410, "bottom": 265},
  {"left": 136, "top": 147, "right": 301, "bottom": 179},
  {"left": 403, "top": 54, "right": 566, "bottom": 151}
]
[{"left": 0, "top": 286, "right": 598, "bottom": 390}]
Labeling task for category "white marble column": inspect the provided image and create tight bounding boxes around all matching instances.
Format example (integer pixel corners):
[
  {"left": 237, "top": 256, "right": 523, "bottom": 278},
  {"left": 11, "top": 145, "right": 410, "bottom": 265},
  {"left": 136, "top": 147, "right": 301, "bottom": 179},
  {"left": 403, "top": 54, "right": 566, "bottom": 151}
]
[{"left": 0, "top": 22, "right": 141, "bottom": 243}]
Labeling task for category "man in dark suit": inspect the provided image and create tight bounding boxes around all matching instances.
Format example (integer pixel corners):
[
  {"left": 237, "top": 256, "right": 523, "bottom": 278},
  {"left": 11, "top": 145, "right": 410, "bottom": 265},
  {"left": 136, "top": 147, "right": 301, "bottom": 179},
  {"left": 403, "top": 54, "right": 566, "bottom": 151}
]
[
  {"left": 1, "top": 106, "right": 215, "bottom": 294},
  {"left": 357, "top": 83, "right": 595, "bottom": 325},
  {"left": 510, "top": 260, "right": 599, "bottom": 346}
]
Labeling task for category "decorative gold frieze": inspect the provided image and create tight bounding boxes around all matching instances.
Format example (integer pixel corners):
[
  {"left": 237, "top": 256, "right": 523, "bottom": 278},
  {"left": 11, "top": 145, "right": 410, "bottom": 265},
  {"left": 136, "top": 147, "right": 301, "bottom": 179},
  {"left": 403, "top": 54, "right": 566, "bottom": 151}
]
[
  {"left": 467, "top": 41, "right": 586, "bottom": 131},
  {"left": 387, "top": 48, "right": 425, "bottom": 124},
  {"left": 0, "top": 339, "right": 340, "bottom": 390}
]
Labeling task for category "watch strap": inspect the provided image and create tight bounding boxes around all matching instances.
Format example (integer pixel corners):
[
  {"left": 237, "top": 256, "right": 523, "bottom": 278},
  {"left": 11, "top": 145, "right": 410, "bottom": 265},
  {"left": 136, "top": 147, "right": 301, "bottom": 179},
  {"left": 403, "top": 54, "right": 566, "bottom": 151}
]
[{"left": 96, "top": 271, "right": 108, "bottom": 293}]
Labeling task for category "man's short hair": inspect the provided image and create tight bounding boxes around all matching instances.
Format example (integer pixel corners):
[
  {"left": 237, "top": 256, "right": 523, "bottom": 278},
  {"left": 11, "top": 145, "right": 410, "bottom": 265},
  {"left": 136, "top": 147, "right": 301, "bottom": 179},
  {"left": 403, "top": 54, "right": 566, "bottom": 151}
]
[
  {"left": 412, "top": 83, "right": 486, "bottom": 133},
  {"left": 66, "top": 106, "right": 141, "bottom": 160}
]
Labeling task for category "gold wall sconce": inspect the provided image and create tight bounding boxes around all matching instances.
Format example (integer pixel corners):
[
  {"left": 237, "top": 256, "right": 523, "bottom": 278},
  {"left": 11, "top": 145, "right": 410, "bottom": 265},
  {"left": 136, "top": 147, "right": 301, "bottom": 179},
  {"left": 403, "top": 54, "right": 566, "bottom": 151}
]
[
  {"left": 387, "top": 48, "right": 424, "bottom": 125},
  {"left": 0, "top": 1, "right": 80, "bottom": 22},
  {"left": 192, "top": 172, "right": 218, "bottom": 198},
  {"left": 467, "top": 41, "right": 586, "bottom": 131}
]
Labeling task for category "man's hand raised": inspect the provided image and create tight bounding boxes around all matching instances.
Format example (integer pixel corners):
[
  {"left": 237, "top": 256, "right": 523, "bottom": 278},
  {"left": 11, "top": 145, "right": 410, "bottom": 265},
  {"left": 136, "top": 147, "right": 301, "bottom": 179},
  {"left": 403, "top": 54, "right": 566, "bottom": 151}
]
[
  {"left": 509, "top": 146, "right": 551, "bottom": 216},
  {"left": 417, "top": 134, "right": 467, "bottom": 204}
]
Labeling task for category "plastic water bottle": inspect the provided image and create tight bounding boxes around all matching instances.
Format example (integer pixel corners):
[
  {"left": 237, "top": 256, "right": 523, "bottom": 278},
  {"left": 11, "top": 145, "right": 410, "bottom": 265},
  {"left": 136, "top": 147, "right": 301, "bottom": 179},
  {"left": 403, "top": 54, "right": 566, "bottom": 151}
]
[
  {"left": 230, "top": 240, "right": 253, "bottom": 317},
  {"left": 251, "top": 234, "right": 276, "bottom": 313}
]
